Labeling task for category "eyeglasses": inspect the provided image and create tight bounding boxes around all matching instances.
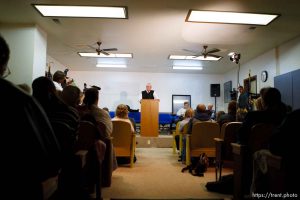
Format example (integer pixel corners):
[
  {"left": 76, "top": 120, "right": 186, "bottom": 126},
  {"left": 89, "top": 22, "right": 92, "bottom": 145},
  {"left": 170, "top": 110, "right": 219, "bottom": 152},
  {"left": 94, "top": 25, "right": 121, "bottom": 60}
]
[{"left": 2, "top": 67, "right": 11, "bottom": 78}]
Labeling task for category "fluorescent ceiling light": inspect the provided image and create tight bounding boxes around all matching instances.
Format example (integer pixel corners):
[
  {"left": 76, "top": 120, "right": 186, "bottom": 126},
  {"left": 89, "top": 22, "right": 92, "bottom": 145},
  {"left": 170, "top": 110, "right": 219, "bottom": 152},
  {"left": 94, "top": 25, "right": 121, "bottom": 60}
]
[
  {"left": 186, "top": 10, "right": 279, "bottom": 25},
  {"left": 173, "top": 65, "right": 203, "bottom": 70},
  {"left": 169, "top": 55, "right": 221, "bottom": 61},
  {"left": 78, "top": 53, "right": 132, "bottom": 58},
  {"left": 33, "top": 5, "right": 127, "bottom": 18},
  {"left": 96, "top": 64, "right": 127, "bottom": 68}
]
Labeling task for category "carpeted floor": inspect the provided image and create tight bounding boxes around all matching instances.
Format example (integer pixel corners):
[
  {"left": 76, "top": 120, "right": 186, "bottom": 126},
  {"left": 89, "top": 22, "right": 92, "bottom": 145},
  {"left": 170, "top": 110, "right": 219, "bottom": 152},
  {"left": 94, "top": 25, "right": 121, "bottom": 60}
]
[{"left": 102, "top": 148, "right": 232, "bottom": 200}]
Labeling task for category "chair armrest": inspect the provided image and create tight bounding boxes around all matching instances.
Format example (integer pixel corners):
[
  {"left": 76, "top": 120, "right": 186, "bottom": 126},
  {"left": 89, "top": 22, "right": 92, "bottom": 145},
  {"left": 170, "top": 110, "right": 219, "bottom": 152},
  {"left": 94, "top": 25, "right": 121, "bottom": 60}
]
[
  {"left": 231, "top": 142, "right": 246, "bottom": 155},
  {"left": 42, "top": 175, "right": 59, "bottom": 200},
  {"left": 265, "top": 152, "right": 282, "bottom": 170},
  {"left": 214, "top": 137, "right": 224, "bottom": 142},
  {"left": 75, "top": 150, "right": 89, "bottom": 168}
]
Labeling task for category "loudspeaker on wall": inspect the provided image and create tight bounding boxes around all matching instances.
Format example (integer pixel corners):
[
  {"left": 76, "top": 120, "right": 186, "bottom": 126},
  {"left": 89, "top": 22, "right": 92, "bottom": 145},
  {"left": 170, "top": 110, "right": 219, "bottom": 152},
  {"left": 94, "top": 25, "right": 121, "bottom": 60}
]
[{"left": 210, "top": 84, "right": 220, "bottom": 97}]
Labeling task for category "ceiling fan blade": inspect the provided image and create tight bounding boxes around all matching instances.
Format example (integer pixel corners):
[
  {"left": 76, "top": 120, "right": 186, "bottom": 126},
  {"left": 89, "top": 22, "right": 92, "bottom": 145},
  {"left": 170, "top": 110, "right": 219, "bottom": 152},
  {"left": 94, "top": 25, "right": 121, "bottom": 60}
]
[
  {"left": 102, "top": 48, "right": 118, "bottom": 51},
  {"left": 206, "top": 48, "right": 220, "bottom": 54},
  {"left": 87, "top": 45, "right": 96, "bottom": 50},
  {"left": 207, "top": 54, "right": 221, "bottom": 58},
  {"left": 101, "top": 51, "right": 110, "bottom": 56},
  {"left": 182, "top": 48, "right": 198, "bottom": 53}
]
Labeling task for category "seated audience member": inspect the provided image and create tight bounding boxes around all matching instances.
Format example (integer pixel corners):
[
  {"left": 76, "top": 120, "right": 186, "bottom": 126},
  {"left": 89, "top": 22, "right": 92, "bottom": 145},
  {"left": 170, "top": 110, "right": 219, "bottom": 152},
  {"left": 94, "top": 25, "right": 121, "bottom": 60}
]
[
  {"left": 77, "top": 87, "right": 117, "bottom": 187},
  {"left": 253, "top": 87, "right": 267, "bottom": 111},
  {"left": 206, "top": 103, "right": 216, "bottom": 120},
  {"left": 187, "top": 104, "right": 211, "bottom": 134},
  {"left": 52, "top": 70, "right": 66, "bottom": 92},
  {"left": 61, "top": 85, "right": 82, "bottom": 108},
  {"left": 216, "top": 111, "right": 225, "bottom": 122},
  {"left": 237, "top": 87, "right": 287, "bottom": 145},
  {"left": 176, "top": 101, "right": 190, "bottom": 119},
  {"left": 269, "top": 109, "right": 300, "bottom": 193},
  {"left": 218, "top": 100, "right": 237, "bottom": 127},
  {"left": 78, "top": 87, "right": 112, "bottom": 140},
  {"left": 32, "top": 77, "right": 79, "bottom": 136},
  {"left": 1, "top": 35, "right": 61, "bottom": 199},
  {"left": 176, "top": 108, "right": 194, "bottom": 161},
  {"left": 179, "top": 108, "right": 194, "bottom": 132},
  {"left": 32, "top": 76, "right": 86, "bottom": 199},
  {"left": 112, "top": 104, "right": 137, "bottom": 164},
  {"left": 112, "top": 104, "right": 135, "bottom": 133}
]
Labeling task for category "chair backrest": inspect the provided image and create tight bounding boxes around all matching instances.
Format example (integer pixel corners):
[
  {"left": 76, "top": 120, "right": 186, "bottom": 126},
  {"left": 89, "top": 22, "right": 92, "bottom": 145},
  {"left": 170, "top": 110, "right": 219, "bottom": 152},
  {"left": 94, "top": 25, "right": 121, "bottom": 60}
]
[
  {"left": 221, "top": 122, "right": 242, "bottom": 159},
  {"left": 174, "top": 122, "right": 180, "bottom": 135},
  {"left": 191, "top": 121, "right": 220, "bottom": 149},
  {"left": 51, "top": 120, "right": 76, "bottom": 155},
  {"left": 249, "top": 123, "right": 274, "bottom": 154},
  {"left": 76, "top": 121, "right": 99, "bottom": 150},
  {"left": 111, "top": 120, "right": 133, "bottom": 156},
  {"left": 181, "top": 123, "right": 189, "bottom": 134}
]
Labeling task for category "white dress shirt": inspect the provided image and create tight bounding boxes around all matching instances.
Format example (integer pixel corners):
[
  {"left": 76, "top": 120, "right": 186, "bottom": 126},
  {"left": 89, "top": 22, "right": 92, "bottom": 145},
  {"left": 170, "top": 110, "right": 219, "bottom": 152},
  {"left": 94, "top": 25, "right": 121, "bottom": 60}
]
[
  {"left": 176, "top": 108, "right": 186, "bottom": 117},
  {"left": 53, "top": 81, "right": 63, "bottom": 91}
]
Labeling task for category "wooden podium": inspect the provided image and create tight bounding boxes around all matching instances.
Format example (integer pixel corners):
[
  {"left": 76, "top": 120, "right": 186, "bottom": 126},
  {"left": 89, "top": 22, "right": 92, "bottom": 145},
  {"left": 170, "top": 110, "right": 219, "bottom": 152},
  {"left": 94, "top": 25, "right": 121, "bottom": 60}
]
[{"left": 140, "top": 99, "right": 159, "bottom": 137}]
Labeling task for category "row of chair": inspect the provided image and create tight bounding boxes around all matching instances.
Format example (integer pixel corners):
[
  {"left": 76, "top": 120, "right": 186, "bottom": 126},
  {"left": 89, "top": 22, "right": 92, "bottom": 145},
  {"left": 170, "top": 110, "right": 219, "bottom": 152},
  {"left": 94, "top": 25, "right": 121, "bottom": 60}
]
[{"left": 173, "top": 121, "right": 285, "bottom": 199}]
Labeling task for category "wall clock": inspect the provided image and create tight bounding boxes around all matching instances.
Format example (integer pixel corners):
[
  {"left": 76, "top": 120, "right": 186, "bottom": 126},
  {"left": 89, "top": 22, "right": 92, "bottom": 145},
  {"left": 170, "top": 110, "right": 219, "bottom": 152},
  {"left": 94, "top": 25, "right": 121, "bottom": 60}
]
[{"left": 261, "top": 70, "right": 268, "bottom": 82}]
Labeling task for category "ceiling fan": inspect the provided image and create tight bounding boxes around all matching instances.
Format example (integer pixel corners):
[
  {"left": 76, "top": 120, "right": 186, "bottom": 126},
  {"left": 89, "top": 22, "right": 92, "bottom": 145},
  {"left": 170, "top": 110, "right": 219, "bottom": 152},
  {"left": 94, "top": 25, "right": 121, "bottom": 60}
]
[
  {"left": 89, "top": 41, "right": 118, "bottom": 55},
  {"left": 183, "top": 45, "right": 221, "bottom": 59}
]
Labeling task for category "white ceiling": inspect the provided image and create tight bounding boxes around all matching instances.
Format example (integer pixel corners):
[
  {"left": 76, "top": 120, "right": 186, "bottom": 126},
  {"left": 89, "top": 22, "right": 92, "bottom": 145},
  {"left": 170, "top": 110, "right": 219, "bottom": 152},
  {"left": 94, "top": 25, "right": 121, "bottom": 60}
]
[{"left": 1, "top": 0, "right": 300, "bottom": 74}]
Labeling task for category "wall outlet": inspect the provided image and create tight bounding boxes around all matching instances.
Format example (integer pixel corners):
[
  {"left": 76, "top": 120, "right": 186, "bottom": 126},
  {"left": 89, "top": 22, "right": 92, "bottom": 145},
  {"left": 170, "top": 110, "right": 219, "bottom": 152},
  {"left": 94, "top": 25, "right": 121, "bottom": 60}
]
[{"left": 147, "top": 140, "right": 151, "bottom": 145}]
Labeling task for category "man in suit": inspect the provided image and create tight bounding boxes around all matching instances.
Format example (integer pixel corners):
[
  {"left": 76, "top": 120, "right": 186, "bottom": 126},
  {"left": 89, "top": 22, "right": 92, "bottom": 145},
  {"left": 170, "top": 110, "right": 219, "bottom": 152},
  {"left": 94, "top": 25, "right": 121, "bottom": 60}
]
[{"left": 139, "top": 83, "right": 159, "bottom": 102}]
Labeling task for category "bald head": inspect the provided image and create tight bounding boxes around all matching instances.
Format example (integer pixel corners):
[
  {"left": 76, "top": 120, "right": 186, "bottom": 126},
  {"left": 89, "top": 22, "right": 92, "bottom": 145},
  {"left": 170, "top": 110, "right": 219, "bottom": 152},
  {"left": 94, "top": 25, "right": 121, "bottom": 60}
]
[{"left": 207, "top": 103, "right": 213, "bottom": 110}]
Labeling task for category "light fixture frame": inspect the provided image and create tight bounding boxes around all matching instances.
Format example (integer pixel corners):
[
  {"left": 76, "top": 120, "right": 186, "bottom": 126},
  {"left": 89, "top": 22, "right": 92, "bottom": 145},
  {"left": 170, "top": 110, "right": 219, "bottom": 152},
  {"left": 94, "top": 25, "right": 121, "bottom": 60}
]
[
  {"left": 78, "top": 52, "right": 133, "bottom": 58},
  {"left": 169, "top": 55, "right": 222, "bottom": 61},
  {"left": 186, "top": 10, "right": 280, "bottom": 26},
  {"left": 32, "top": 4, "right": 128, "bottom": 19}
]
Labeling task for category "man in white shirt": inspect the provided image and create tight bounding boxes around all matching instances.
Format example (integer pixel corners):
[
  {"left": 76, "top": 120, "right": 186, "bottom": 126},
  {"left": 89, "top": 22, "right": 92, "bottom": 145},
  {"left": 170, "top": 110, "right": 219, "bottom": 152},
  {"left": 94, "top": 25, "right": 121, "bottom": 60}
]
[
  {"left": 139, "top": 83, "right": 159, "bottom": 102},
  {"left": 176, "top": 101, "right": 190, "bottom": 118}
]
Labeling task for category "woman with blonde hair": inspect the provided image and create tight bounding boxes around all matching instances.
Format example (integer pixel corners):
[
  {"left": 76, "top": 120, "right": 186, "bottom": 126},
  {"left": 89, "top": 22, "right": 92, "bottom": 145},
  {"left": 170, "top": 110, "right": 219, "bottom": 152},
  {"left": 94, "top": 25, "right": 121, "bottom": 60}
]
[{"left": 112, "top": 104, "right": 135, "bottom": 133}]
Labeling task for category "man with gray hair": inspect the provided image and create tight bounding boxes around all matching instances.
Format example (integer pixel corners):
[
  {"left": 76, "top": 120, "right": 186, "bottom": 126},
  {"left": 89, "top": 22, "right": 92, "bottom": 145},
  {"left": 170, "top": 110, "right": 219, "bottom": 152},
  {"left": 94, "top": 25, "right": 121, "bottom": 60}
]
[{"left": 139, "top": 82, "right": 159, "bottom": 102}]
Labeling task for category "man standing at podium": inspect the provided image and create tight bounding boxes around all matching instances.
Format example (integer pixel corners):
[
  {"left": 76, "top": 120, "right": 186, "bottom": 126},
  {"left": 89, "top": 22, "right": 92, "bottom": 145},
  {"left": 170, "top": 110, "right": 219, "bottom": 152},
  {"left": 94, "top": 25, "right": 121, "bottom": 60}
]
[{"left": 139, "top": 83, "right": 159, "bottom": 102}]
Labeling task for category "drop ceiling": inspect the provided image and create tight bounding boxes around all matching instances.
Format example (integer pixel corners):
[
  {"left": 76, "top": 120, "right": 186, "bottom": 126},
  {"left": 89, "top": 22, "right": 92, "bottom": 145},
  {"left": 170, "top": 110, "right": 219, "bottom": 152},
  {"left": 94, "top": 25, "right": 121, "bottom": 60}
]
[{"left": 1, "top": 0, "right": 300, "bottom": 74}]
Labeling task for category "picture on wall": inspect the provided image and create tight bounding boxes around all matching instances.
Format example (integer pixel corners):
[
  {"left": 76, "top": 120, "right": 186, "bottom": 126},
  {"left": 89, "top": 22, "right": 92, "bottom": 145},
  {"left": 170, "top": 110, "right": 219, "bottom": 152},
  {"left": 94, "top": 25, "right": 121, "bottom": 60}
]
[
  {"left": 172, "top": 95, "right": 191, "bottom": 115},
  {"left": 224, "top": 81, "right": 232, "bottom": 103}
]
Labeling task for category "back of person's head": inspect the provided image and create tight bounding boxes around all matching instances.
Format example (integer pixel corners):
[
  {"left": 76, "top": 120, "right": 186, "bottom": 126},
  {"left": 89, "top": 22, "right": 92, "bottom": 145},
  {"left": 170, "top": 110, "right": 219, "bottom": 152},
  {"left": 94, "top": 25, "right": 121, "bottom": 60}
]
[
  {"left": 216, "top": 111, "right": 225, "bottom": 121},
  {"left": 262, "top": 87, "right": 282, "bottom": 110},
  {"left": 184, "top": 108, "right": 194, "bottom": 118},
  {"left": 52, "top": 70, "right": 65, "bottom": 83},
  {"left": 0, "top": 35, "right": 10, "bottom": 76},
  {"left": 196, "top": 104, "right": 206, "bottom": 113},
  {"left": 61, "top": 85, "right": 81, "bottom": 107},
  {"left": 103, "top": 107, "right": 109, "bottom": 112},
  {"left": 207, "top": 103, "right": 213, "bottom": 110},
  {"left": 83, "top": 87, "right": 99, "bottom": 107},
  {"left": 115, "top": 104, "right": 129, "bottom": 119},
  {"left": 255, "top": 97, "right": 264, "bottom": 111},
  {"left": 32, "top": 76, "right": 58, "bottom": 109},
  {"left": 228, "top": 100, "right": 237, "bottom": 115},
  {"left": 32, "top": 76, "right": 56, "bottom": 97}
]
